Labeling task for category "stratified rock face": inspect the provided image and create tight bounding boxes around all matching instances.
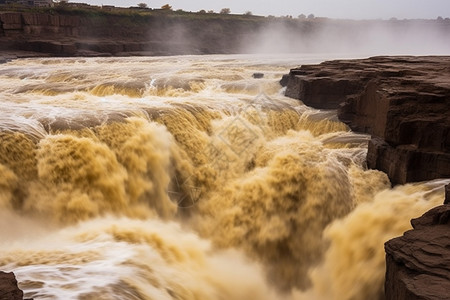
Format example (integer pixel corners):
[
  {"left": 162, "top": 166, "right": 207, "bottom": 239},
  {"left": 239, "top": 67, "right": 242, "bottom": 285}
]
[
  {"left": 0, "top": 271, "right": 24, "bottom": 300},
  {"left": 0, "top": 11, "right": 251, "bottom": 56},
  {"left": 284, "top": 56, "right": 450, "bottom": 184},
  {"left": 385, "top": 205, "right": 450, "bottom": 300}
]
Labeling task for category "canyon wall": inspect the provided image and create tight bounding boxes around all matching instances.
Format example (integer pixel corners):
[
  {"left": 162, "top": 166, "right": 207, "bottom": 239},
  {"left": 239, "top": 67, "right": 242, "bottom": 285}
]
[
  {"left": 1, "top": 9, "right": 450, "bottom": 58},
  {"left": 284, "top": 56, "right": 450, "bottom": 185},
  {"left": 0, "top": 10, "right": 262, "bottom": 57}
]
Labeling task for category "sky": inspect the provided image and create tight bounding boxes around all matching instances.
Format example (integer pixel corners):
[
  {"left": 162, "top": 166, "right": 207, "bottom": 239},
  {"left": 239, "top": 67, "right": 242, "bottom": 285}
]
[{"left": 76, "top": 0, "right": 450, "bottom": 20}]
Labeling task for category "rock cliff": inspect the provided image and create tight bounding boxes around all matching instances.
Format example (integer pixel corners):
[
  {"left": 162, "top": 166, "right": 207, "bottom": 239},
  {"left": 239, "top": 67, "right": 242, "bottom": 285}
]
[
  {"left": 0, "top": 271, "right": 24, "bottom": 300},
  {"left": 385, "top": 204, "right": 450, "bottom": 300},
  {"left": 1, "top": 9, "right": 449, "bottom": 58},
  {"left": 284, "top": 56, "right": 450, "bottom": 185},
  {"left": 0, "top": 10, "right": 260, "bottom": 57}
]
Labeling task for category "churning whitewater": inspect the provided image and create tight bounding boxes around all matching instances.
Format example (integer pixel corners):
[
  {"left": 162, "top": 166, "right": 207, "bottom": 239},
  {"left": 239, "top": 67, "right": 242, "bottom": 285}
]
[{"left": 0, "top": 55, "right": 447, "bottom": 300}]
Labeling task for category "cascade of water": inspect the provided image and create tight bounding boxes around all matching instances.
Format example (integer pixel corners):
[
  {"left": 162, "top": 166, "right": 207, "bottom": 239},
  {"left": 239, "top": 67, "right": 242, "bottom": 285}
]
[{"left": 0, "top": 55, "right": 446, "bottom": 300}]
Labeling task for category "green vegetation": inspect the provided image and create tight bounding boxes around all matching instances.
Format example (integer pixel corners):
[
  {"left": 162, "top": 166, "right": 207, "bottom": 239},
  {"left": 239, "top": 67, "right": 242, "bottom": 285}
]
[{"left": 0, "top": 1, "right": 331, "bottom": 27}]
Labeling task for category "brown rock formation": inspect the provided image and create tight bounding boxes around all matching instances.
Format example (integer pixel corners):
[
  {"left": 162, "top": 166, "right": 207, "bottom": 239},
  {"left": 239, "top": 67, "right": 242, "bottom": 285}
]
[
  {"left": 0, "top": 271, "right": 24, "bottom": 300},
  {"left": 284, "top": 56, "right": 450, "bottom": 184},
  {"left": 445, "top": 184, "right": 450, "bottom": 204},
  {"left": 385, "top": 204, "right": 450, "bottom": 300},
  {"left": 0, "top": 10, "right": 261, "bottom": 57}
]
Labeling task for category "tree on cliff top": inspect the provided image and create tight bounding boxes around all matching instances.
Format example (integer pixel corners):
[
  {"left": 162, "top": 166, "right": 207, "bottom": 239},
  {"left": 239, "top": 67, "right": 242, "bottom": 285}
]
[
  {"left": 161, "top": 4, "right": 172, "bottom": 10},
  {"left": 220, "top": 8, "right": 230, "bottom": 14},
  {"left": 137, "top": 3, "right": 148, "bottom": 8}
]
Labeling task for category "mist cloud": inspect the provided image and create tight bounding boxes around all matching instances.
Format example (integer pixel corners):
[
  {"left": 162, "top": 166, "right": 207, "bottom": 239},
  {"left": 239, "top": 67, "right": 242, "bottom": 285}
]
[{"left": 240, "top": 18, "right": 450, "bottom": 55}]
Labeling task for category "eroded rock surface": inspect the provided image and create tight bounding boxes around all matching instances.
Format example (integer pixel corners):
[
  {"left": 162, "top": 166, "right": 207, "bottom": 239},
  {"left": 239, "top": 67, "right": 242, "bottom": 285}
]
[
  {"left": 0, "top": 271, "right": 24, "bottom": 300},
  {"left": 385, "top": 204, "right": 450, "bottom": 300},
  {"left": 284, "top": 56, "right": 450, "bottom": 184}
]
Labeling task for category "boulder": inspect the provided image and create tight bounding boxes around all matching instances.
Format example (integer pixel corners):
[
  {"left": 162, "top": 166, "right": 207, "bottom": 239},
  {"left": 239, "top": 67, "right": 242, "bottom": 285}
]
[
  {"left": 0, "top": 271, "right": 24, "bottom": 300},
  {"left": 385, "top": 205, "right": 450, "bottom": 300}
]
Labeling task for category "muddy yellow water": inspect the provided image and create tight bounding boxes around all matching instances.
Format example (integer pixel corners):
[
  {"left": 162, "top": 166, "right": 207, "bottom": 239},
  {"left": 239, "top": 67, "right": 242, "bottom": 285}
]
[{"left": 0, "top": 54, "right": 447, "bottom": 300}]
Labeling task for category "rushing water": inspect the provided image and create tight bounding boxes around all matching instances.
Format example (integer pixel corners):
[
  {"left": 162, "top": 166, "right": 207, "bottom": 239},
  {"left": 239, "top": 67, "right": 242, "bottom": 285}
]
[{"left": 0, "top": 54, "right": 448, "bottom": 300}]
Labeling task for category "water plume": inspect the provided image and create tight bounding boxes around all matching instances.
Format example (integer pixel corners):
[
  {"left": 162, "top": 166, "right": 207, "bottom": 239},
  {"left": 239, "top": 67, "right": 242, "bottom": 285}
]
[
  {"left": 242, "top": 19, "right": 450, "bottom": 55},
  {"left": 300, "top": 180, "right": 448, "bottom": 300}
]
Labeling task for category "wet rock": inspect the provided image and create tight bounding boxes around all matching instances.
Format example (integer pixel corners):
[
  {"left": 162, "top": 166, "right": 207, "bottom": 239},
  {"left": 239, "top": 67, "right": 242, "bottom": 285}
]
[
  {"left": 0, "top": 271, "right": 24, "bottom": 300},
  {"left": 445, "top": 184, "right": 450, "bottom": 204},
  {"left": 252, "top": 72, "right": 264, "bottom": 79},
  {"left": 367, "top": 137, "right": 450, "bottom": 184},
  {"left": 284, "top": 56, "right": 450, "bottom": 184},
  {"left": 279, "top": 74, "right": 289, "bottom": 87},
  {"left": 285, "top": 66, "right": 362, "bottom": 109},
  {"left": 385, "top": 205, "right": 450, "bottom": 300}
]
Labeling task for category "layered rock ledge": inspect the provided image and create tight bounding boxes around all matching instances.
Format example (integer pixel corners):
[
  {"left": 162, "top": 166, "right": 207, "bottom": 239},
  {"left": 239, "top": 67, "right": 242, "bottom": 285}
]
[
  {"left": 284, "top": 56, "right": 450, "bottom": 185},
  {"left": 385, "top": 204, "right": 450, "bottom": 300}
]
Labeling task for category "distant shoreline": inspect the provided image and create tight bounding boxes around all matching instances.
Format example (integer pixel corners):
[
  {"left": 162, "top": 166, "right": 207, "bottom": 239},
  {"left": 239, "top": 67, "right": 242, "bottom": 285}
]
[{"left": 1, "top": 6, "right": 449, "bottom": 57}]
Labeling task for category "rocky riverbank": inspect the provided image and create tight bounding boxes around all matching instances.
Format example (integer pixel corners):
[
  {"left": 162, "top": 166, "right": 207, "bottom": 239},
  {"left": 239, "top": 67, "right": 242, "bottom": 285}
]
[
  {"left": 283, "top": 56, "right": 450, "bottom": 185},
  {"left": 384, "top": 202, "right": 450, "bottom": 300}
]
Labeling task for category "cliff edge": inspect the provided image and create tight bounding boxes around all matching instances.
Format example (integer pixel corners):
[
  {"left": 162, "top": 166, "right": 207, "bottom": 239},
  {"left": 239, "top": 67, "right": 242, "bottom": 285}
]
[
  {"left": 284, "top": 56, "right": 450, "bottom": 185},
  {"left": 385, "top": 203, "right": 450, "bottom": 300}
]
